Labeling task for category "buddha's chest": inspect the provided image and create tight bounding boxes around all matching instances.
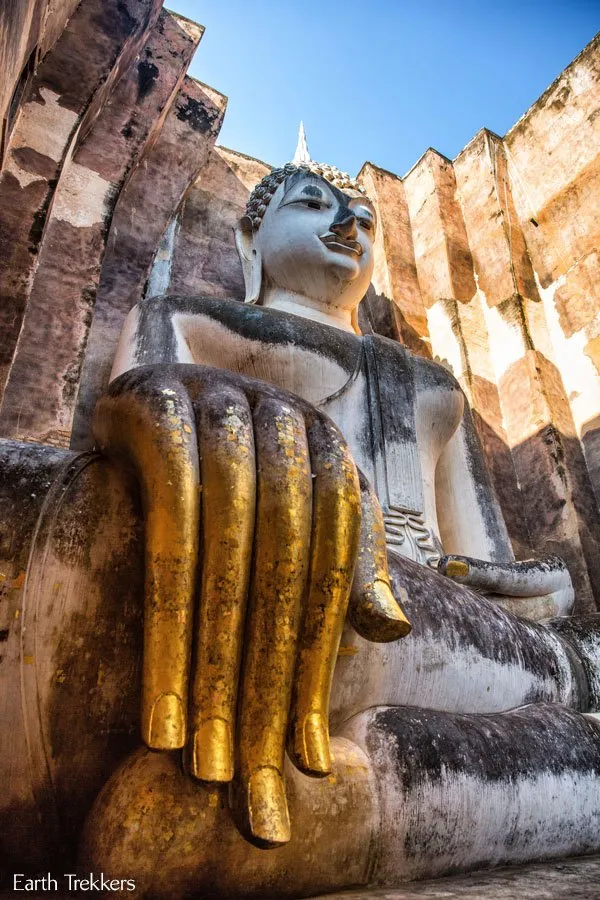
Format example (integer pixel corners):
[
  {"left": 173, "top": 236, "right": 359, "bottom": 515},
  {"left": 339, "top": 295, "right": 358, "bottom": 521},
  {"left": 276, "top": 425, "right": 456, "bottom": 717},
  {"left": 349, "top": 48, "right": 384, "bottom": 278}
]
[
  {"left": 175, "top": 310, "right": 358, "bottom": 407},
  {"left": 176, "top": 309, "right": 456, "bottom": 566}
]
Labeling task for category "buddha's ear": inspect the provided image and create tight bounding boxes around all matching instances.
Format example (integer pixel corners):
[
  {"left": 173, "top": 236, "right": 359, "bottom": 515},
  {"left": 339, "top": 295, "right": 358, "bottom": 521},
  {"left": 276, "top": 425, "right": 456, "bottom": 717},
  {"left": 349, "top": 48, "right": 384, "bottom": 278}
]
[{"left": 234, "top": 215, "right": 262, "bottom": 304}]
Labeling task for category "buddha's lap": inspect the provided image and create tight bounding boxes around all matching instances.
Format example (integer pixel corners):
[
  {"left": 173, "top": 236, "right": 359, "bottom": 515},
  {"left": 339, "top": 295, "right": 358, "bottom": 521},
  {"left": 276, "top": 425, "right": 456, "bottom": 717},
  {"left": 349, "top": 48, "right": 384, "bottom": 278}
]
[{"left": 329, "top": 550, "right": 586, "bottom": 725}]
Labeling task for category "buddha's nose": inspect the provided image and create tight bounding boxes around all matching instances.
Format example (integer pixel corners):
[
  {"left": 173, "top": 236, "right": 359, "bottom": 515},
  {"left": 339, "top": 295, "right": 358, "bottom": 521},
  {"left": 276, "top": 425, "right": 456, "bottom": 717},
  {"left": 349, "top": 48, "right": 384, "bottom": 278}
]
[{"left": 330, "top": 212, "right": 357, "bottom": 241}]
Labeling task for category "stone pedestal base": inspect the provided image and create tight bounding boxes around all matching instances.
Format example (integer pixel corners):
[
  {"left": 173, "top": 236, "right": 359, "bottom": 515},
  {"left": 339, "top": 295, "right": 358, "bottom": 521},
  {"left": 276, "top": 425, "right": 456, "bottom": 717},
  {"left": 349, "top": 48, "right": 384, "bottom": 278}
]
[
  {"left": 3, "top": 855, "right": 600, "bottom": 900},
  {"left": 307, "top": 854, "right": 600, "bottom": 899}
]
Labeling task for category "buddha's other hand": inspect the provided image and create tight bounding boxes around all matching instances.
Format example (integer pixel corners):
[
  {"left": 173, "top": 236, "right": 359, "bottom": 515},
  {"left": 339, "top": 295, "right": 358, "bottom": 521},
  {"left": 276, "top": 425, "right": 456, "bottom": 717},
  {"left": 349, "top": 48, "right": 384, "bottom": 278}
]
[
  {"left": 93, "top": 364, "right": 410, "bottom": 848},
  {"left": 439, "top": 554, "right": 574, "bottom": 617}
]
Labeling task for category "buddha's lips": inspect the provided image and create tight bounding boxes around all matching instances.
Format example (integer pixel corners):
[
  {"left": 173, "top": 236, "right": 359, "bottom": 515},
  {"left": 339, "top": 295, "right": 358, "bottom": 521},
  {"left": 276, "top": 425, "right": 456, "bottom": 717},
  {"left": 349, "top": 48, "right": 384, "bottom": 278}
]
[{"left": 319, "top": 233, "right": 363, "bottom": 257}]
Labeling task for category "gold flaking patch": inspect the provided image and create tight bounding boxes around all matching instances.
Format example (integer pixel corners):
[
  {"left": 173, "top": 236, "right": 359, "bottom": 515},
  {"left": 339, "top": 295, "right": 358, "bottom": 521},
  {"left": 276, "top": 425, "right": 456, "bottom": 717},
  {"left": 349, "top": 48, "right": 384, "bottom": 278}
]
[{"left": 445, "top": 559, "right": 470, "bottom": 577}]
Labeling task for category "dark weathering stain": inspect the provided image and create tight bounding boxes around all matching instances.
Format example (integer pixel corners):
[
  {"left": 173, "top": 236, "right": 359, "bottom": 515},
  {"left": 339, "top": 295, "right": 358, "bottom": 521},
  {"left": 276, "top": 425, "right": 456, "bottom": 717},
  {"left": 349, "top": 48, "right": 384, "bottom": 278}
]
[
  {"left": 0, "top": 629, "right": 9, "bottom": 642},
  {"left": 176, "top": 96, "right": 218, "bottom": 134},
  {"left": 12, "top": 147, "right": 56, "bottom": 181},
  {"left": 368, "top": 702, "right": 600, "bottom": 862},
  {"left": 114, "top": 1, "right": 138, "bottom": 37},
  {"left": 28, "top": 178, "right": 57, "bottom": 253},
  {"left": 371, "top": 703, "right": 600, "bottom": 793},
  {"left": 283, "top": 169, "right": 359, "bottom": 211},
  {"left": 137, "top": 60, "right": 159, "bottom": 102}
]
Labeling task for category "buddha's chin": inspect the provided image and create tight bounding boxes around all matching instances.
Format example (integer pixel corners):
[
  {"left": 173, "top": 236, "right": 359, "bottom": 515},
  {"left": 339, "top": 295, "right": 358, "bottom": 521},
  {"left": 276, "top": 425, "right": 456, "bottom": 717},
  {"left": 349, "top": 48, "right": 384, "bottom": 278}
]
[{"left": 324, "top": 253, "right": 363, "bottom": 285}]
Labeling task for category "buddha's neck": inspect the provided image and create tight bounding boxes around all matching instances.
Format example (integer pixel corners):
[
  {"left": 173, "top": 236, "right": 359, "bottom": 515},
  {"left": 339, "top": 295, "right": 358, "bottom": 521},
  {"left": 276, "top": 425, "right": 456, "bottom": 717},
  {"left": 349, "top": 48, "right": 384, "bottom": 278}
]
[{"left": 261, "top": 288, "right": 356, "bottom": 334}]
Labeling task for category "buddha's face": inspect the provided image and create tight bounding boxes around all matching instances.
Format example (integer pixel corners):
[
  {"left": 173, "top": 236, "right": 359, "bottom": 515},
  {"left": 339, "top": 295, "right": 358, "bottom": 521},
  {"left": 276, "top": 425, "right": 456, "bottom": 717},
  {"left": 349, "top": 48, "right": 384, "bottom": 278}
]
[{"left": 255, "top": 172, "right": 376, "bottom": 313}]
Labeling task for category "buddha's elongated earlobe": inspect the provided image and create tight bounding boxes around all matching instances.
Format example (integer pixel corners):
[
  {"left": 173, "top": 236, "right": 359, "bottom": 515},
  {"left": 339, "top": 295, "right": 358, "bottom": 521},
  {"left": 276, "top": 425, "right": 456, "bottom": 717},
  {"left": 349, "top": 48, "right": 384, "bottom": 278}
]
[{"left": 234, "top": 216, "right": 263, "bottom": 305}]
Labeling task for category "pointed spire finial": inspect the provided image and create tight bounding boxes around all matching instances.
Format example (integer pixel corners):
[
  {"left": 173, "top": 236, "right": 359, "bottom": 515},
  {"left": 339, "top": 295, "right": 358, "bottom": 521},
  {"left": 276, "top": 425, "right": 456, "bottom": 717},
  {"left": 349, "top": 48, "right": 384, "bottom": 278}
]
[{"left": 293, "top": 121, "right": 311, "bottom": 165}]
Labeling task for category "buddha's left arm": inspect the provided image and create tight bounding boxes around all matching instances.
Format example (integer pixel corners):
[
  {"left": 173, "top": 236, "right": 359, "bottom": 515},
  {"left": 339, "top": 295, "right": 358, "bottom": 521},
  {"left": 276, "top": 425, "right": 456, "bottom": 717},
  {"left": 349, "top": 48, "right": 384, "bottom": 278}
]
[
  {"left": 435, "top": 400, "right": 574, "bottom": 616},
  {"left": 435, "top": 400, "right": 513, "bottom": 563}
]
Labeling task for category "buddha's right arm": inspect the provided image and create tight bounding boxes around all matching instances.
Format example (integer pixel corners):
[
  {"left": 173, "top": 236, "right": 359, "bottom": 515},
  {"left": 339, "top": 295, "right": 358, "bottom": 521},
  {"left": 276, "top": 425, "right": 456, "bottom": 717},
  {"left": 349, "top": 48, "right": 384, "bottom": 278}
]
[{"left": 93, "top": 361, "right": 410, "bottom": 849}]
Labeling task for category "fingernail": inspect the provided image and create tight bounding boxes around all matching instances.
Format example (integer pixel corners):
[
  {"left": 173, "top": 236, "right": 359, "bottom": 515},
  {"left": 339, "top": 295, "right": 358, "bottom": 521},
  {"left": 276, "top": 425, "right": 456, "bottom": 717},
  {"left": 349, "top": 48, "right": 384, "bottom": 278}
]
[
  {"left": 191, "top": 718, "right": 233, "bottom": 782},
  {"left": 372, "top": 581, "right": 411, "bottom": 638},
  {"left": 445, "top": 559, "right": 470, "bottom": 578},
  {"left": 146, "top": 692, "right": 185, "bottom": 749},
  {"left": 246, "top": 767, "right": 291, "bottom": 848},
  {"left": 301, "top": 712, "right": 331, "bottom": 776}
]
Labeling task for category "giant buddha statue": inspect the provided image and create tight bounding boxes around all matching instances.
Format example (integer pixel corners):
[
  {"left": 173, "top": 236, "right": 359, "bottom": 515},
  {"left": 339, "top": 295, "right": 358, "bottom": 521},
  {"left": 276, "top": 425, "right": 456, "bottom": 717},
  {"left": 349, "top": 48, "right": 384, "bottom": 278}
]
[{"left": 2, "top": 134, "right": 600, "bottom": 897}]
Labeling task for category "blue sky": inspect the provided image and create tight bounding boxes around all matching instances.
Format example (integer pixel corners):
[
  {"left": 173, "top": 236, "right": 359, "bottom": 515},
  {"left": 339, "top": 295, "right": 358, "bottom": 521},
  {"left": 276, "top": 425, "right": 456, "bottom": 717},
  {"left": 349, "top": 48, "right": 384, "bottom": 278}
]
[{"left": 168, "top": 1, "right": 598, "bottom": 177}]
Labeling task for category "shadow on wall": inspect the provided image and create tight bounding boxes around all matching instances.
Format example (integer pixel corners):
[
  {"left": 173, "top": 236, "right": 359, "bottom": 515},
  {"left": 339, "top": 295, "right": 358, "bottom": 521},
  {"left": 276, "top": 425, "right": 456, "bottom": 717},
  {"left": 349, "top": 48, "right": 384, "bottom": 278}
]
[
  {"left": 470, "top": 354, "right": 600, "bottom": 615},
  {"left": 359, "top": 287, "right": 432, "bottom": 360},
  {"left": 582, "top": 415, "right": 600, "bottom": 510},
  {"left": 477, "top": 408, "right": 600, "bottom": 614},
  {"left": 513, "top": 425, "right": 600, "bottom": 613},
  {"left": 163, "top": 148, "right": 257, "bottom": 300}
]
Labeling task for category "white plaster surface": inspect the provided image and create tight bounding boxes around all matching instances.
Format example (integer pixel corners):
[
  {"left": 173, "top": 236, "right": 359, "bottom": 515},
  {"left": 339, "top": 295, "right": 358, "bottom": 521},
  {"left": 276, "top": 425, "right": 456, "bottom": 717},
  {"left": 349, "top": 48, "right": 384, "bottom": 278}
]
[
  {"left": 330, "top": 621, "right": 575, "bottom": 727},
  {"left": 479, "top": 291, "right": 529, "bottom": 381},
  {"left": 342, "top": 713, "right": 600, "bottom": 885},
  {"left": 435, "top": 418, "right": 502, "bottom": 561},
  {"left": 376, "top": 770, "right": 600, "bottom": 883},
  {"left": 10, "top": 87, "right": 78, "bottom": 162},
  {"left": 52, "top": 161, "right": 112, "bottom": 228},
  {"left": 426, "top": 300, "right": 465, "bottom": 378},
  {"left": 535, "top": 270, "right": 600, "bottom": 439},
  {"left": 110, "top": 305, "right": 140, "bottom": 381},
  {"left": 176, "top": 312, "right": 353, "bottom": 405}
]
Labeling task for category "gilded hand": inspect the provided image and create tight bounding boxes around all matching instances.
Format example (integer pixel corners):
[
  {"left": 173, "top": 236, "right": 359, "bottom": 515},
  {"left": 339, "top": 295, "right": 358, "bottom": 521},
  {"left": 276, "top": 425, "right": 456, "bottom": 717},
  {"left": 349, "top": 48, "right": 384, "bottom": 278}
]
[{"left": 93, "top": 364, "right": 410, "bottom": 849}]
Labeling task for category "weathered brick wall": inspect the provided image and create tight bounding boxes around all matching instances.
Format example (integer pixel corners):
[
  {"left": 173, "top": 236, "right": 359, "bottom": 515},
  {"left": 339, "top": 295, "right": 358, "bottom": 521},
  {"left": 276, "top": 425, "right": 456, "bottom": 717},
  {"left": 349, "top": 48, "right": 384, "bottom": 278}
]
[
  {"left": 1, "top": 0, "right": 80, "bottom": 162},
  {"left": 0, "top": 0, "right": 225, "bottom": 448},
  {"left": 71, "top": 78, "right": 228, "bottom": 446}
]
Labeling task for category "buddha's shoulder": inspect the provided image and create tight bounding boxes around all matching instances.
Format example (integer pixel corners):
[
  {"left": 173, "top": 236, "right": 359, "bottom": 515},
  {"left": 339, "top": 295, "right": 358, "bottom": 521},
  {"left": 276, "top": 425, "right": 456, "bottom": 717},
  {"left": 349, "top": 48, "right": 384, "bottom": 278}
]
[
  {"left": 133, "top": 295, "right": 362, "bottom": 367},
  {"left": 133, "top": 294, "right": 269, "bottom": 336},
  {"left": 134, "top": 293, "right": 238, "bottom": 321},
  {"left": 413, "top": 355, "right": 463, "bottom": 397},
  {"left": 370, "top": 334, "right": 463, "bottom": 397}
]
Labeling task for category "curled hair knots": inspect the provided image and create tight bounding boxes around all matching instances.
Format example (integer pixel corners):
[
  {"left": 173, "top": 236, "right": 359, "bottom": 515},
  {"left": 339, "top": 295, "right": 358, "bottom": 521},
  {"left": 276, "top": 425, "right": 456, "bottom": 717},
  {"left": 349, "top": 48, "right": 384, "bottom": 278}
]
[{"left": 245, "top": 162, "right": 365, "bottom": 230}]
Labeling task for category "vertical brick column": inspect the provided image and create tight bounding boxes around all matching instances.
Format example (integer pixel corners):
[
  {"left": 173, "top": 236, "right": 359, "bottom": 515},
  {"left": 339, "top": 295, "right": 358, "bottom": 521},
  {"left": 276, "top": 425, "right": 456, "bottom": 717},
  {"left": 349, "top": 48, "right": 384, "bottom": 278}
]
[
  {"left": 358, "top": 162, "right": 429, "bottom": 354},
  {"left": 0, "top": 9, "right": 202, "bottom": 446},
  {"left": 404, "top": 148, "right": 530, "bottom": 556},
  {"left": 71, "top": 78, "right": 227, "bottom": 448},
  {"left": 503, "top": 39, "right": 600, "bottom": 511},
  {"left": 0, "top": 0, "right": 162, "bottom": 397},
  {"left": 455, "top": 129, "right": 600, "bottom": 609}
]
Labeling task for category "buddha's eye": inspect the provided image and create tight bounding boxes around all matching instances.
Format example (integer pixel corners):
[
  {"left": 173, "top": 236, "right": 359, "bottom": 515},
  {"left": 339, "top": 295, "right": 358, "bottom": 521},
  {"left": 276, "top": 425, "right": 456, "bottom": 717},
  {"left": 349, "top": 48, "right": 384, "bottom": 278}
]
[
  {"left": 359, "top": 218, "right": 373, "bottom": 230},
  {"left": 306, "top": 200, "right": 321, "bottom": 210}
]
